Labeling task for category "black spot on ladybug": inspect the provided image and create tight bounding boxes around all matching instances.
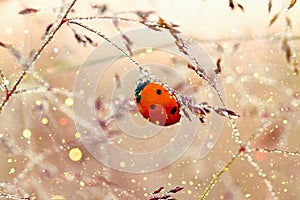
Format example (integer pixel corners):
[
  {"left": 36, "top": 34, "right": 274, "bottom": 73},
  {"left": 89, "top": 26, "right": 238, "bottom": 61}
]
[
  {"left": 150, "top": 104, "right": 156, "bottom": 110},
  {"left": 156, "top": 89, "right": 162, "bottom": 95},
  {"left": 170, "top": 106, "right": 177, "bottom": 115}
]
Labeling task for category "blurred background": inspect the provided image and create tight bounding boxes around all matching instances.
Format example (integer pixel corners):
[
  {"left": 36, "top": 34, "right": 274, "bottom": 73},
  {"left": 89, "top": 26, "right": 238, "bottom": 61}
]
[{"left": 0, "top": 0, "right": 299, "bottom": 199}]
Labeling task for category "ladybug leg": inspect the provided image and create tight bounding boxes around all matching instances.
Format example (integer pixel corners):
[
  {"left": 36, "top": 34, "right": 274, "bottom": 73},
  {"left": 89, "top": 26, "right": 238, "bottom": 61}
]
[{"left": 199, "top": 116, "right": 206, "bottom": 124}]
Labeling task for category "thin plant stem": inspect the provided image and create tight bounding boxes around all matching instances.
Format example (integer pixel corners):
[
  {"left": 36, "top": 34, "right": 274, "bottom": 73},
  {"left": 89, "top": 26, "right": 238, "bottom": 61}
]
[
  {"left": 200, "top": 151, "right": 241, "bottom": 200},
  {"left": 0, "top": 0, "right": 78, "bottom": 113},
  {"left": 67, "top": 20, "right": 144, "bottom": 73}
]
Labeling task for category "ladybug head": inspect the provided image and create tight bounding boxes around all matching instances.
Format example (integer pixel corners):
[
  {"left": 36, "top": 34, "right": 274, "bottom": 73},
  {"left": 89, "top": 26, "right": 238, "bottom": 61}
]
[{"left": 134, "top": 80, "right": 150, "bottom": 103}]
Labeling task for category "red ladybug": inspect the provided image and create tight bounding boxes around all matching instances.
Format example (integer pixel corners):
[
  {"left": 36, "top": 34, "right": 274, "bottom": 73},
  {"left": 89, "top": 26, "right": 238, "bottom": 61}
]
[{"left": 135, "top": 81, "right": 181, "bottom": 126}]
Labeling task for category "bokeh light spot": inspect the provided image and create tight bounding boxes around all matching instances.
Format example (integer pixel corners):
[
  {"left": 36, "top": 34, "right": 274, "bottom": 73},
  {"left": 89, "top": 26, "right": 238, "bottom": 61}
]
[
  {"left": 255, "top": 151, "right": 266, "bottom": 161},
  {"left": 59, "top": 117, "right": 68, "bottom": 126},
  {"left": 64, "top": 98, "right": 74, "bottom": 107},
  {"left": 22, "top": 129, "right": 32, "bottom": 139},
  {"left": 69, "top": 148, "right": 82, "bottom": 162}
]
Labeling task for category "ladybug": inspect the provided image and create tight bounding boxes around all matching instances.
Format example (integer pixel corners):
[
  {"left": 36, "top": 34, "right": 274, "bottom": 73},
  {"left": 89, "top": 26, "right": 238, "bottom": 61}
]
[{"left": 135, "top": 81, "right": 181, "bottom": 126}]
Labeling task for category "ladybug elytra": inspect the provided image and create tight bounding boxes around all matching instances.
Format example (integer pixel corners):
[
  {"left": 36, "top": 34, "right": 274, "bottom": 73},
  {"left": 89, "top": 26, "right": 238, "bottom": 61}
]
[{"left": 135, "top": 82, "right": 181, "bottom": 126}]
